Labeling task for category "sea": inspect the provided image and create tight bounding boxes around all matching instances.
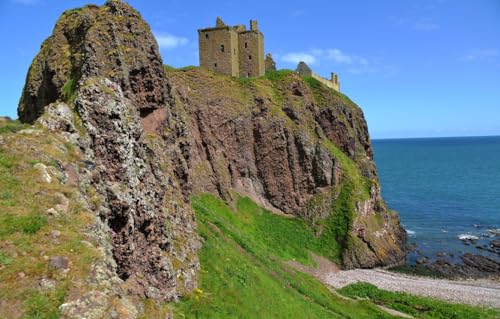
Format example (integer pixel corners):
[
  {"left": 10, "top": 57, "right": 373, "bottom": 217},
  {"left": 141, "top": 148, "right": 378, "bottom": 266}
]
[{"left": 372, "top": 136, "right": 500, "bottom": 264}]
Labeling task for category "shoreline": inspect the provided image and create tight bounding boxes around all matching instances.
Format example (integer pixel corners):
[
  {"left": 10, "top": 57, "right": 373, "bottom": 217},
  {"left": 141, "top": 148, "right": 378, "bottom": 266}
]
[
  {"left": 326, "top": 268, "right": 500, "bottom": 308},
  {"left": 288, "top": 254, "right": 500, "bottom": 309}
]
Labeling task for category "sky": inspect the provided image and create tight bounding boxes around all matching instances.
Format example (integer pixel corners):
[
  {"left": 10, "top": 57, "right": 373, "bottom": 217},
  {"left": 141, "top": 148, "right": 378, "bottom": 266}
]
[{"left": 0, "top": 0, "right": 499, "bottom": 139}]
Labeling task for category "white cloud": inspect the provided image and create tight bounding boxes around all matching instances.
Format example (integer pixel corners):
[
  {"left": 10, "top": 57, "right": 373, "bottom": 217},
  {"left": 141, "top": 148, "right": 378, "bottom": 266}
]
[
  {"left": 278, "top": 48, "right": 396, "bottom": 76},
  {"left": 155, "top": 32, "right": 189, "bottom": 50},
  {"left": 459, "top": 49, "right": 498, "bottom": 62},
  {"left": 325, "top": 49, "right": 353, "bottom": 64},
  {"left": 281, "top": 52, "right": 316, "bottom": 65}
]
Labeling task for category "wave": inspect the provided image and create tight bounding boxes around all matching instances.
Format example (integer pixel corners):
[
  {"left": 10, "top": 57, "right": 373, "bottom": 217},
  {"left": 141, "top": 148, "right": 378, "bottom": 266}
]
[
  {"left": 457, "top": 234, "right": 479, "bottom": 240},
  {"left": 406, "top": 229, "right": 416, "bottom": 236}
]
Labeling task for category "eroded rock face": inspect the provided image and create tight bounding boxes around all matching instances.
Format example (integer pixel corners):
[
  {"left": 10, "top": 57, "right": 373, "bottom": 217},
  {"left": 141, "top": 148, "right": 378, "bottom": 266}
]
[
  {"left": 19, "top": 1, "right": 405, "bottom": 308},
  {"left": 18, "top": 0, "right": 170, "bottom": 124},
  {"left": 168, "top": 69, "right": 406, "bottom": 268},
  {"left": 19, "top": 0, "right": 199, "bottom": 302}
]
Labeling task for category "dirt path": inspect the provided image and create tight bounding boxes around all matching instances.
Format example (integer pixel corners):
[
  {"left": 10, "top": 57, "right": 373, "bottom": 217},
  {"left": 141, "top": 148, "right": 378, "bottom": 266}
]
[{"left": 288, "top": 255, "right": 500, "bottom": 308}]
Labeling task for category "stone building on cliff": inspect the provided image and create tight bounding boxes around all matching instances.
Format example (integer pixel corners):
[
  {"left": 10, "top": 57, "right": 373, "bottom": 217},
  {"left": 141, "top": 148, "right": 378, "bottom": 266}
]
[
  {"left": 198, "top": 17, "right": 265, "bottom": 77},
  {"left": 296, "top": 61, "right": 340, "bottom": 92}
]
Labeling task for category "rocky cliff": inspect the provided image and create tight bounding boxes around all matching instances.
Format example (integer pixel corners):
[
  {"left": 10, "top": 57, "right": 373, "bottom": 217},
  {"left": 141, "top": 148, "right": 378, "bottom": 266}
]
[
  {"left": 14, "top": 0, "right": 405, "bottom": 316},
  {"left": 17, "top": 1, "right": 200, "bottom": 315},
  {"left": 167, "top": 68, "right": 406, "bottom": 268}
]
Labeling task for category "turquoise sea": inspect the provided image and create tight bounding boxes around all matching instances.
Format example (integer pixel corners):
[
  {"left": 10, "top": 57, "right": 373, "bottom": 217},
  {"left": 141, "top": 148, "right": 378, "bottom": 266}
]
[{"left": 372, "top": 136, "right": 500, "bottom": 264}]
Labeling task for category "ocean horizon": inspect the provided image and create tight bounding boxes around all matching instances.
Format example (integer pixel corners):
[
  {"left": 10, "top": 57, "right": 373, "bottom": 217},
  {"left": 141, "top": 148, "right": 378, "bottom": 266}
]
[{"left": 372, "top": 135, "right": 500, "bottom": 264}]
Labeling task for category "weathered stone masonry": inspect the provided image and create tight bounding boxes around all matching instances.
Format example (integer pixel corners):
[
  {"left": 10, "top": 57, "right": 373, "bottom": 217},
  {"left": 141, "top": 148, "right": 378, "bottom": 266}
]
[
  {"left": 198, "top": 17, "right": 265, "bottom": 77},
  {"left": 296, "top": 61, "right": 340, "bottom": 92}
]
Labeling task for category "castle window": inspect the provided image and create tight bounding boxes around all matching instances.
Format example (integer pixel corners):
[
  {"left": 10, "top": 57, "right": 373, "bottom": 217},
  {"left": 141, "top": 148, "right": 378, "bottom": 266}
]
[
  {"left": 248, "top": 55, "right": 252, "bottom": 60},
  {"left": 244, "top": 42, "right": 248, "bottom": 48},
  {"left": 221, "top": 45, "right": 225, "bottom": 52},
  {"left": 234, "top": 48, "right": 236, "bottom": 55},
  {"left": 214, "top": 63, "right": 217, "bottom": 68},
  {"left": 205, "top": 33, "right": 209, "bottom": 39}
]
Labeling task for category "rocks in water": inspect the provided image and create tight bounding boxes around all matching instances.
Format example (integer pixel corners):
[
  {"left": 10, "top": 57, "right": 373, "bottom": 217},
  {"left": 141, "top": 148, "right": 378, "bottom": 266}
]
[
  {"left": 462, "top": 253, "right": 500, "bottom": 273},
  {"left": 416, "top": 257, "right": 429, "bottom": 265},
  {"left": 423, "top": 253, "right": 500, "bottom": 279},
  {"left": 491, "top": 240, "right": 500, "bottom": 248},
  {"left": 488, "top": 229, "right": 500, "bottom": 237},
  {"left": 436, "top": 252, "right": 446, "bottom": 258}
]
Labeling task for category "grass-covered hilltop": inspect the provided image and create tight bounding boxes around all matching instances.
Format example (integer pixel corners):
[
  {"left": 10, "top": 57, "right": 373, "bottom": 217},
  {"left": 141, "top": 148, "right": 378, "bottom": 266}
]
[{"left": 1, "top": 1, "right": 498, "bottom": 318}]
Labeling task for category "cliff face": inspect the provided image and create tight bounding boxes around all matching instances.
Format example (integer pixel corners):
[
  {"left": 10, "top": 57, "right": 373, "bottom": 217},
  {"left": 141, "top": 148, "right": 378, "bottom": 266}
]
[
  {"left": 18, "top": 0, "right": 200, "bottom": 312},
  {"left": 168, "top": 69, "right": 406, "bottom": 267},
  {"left": 16, "top": 0, "right": 405, "bottom": 315}
]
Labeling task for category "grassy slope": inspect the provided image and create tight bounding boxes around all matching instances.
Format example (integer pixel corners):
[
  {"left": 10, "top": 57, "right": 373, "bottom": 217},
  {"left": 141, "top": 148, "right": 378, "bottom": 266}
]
[
  {"left": 173, "top": 194, "right": 499, "bottom": 319},
  {"left": 174, "top": 193, "right": 397, "bottom": 319},
  {"left": 0, "top": 120, "right": 99, "bottom": 318}
]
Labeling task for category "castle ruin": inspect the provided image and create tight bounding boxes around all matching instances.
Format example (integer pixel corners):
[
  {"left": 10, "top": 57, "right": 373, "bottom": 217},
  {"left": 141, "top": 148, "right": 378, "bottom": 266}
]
[
  {"left": 198, "top": 17, "right": 265, "bottom": 77},
  {"left": 296, "top": 61, "right": 340, "bottom": 92},
  {"left": 198, "top": 18, "right": 341, "bottom": 90}
]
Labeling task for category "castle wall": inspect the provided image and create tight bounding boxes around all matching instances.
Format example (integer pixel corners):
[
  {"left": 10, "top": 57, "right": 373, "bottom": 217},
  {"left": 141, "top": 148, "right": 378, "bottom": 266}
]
[
  {"left": 311, "top": 72, "right": 340, "bottom": 92},
  {"left": 198, "top": 28, "right": 239, "bottom": 76},
  {"left": 297, "top": 62, "right": 339, "bottom": 92},
  {"left": 238, "top": 31, "right": 264, "bottom": 77}
]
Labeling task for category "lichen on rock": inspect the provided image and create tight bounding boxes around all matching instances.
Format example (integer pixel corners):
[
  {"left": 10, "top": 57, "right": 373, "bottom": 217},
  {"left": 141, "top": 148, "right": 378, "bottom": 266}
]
[{"left": 18, "top": 0, "right": 200, "bottom": 307}]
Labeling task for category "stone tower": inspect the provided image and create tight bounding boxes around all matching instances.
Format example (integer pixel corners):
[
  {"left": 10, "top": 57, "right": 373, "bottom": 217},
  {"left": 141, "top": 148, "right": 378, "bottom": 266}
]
[{"left": 198, "top": 17, "right": 265, "bottom": 77}]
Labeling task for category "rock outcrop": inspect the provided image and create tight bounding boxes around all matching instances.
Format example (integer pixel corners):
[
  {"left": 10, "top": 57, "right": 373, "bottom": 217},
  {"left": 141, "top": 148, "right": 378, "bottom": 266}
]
[
  {"left": 17, "top": 1, "right": 405, "bottom": 313},
  {"left": 168, "top": 69, "right": 406, "bottom": 268},
  {"left": 18, "top": 0, "right": 200, "bottom": 307}
]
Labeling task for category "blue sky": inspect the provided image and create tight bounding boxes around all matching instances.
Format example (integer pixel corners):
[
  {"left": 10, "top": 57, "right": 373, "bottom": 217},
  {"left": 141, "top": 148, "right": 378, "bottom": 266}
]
[{"left": 0, "top": 0, "right": 499, "bottom": 139}]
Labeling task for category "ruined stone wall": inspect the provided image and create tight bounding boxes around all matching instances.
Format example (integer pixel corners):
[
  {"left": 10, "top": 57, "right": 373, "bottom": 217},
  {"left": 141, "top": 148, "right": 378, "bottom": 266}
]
[
  {"left": 238, "top": 31, "right": 264, "bottom": 77},
  {"left": 198, "top": 28, "right": 239, "bottom": 76},
  {"left": 311, "top": 72, "right": 340, "bottom": 92}
]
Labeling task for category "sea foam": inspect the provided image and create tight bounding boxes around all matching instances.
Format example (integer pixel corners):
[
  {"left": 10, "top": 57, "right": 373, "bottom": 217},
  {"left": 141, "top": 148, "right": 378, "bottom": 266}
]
[{"left": 458, "top": 234, "right": 479, "bottom": 240}]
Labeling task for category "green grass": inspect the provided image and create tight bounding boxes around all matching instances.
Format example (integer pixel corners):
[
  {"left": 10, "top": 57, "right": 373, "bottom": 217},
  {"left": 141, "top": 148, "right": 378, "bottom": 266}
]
[
  {"left": 62, "top": 77, "right": 77, "bottom": 102},
  {"left": 0, "top": 250, "right": 11, "bottom": 265},
  {"left": 0, "top": 119, "right": 26, "bottom": 135},
  {"left": 264, "top": 69, "right": 294, "bottom": 81},
  {"left": 338, "top": 282, "right": 500, "bottom": 319},
  {"left": 0, "top": 127, "right": 99, "bottom": 318},
  {"left": 174, "top": 193, "right": 399, "bottom": 319},
  {"left": 173, "top": 194, "right": 499, "bottom": 318},
  {"left": 0, "top": 214, "right": 48, "bottom": 238},
  {"left": 23, "top": 286, "right": 67, "bottom": 319}
]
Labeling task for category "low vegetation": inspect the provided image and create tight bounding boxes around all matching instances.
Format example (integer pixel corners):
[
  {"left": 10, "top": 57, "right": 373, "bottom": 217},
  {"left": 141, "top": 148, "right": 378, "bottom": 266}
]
[
  {"left": 0, "top": 119, "right": 99, "bottom": 318},
  {"left": 338, "top": 282, "right": 500, "bottom": 319},
  {"left": 173, "top": 193, "right": 498, "bottom": 318},
  {"left": 174, "top": 193, "right": 397, "bottom": 318}
]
